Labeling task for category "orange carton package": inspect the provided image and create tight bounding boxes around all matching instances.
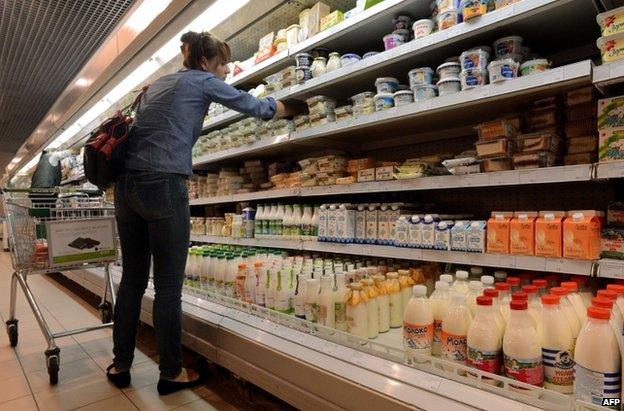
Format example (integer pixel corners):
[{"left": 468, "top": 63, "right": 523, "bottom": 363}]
[
  {"left": 563, "top": 210, "right": 602, "bottom": 260},
  {"left": 487, "top": 211, "right": 513, "bottom": 254},
  {"left": 510, "top": 211, "right": 538, "bottom": 256},
  {"left": 535, "top": 211, "right": 565, "bottom": 258}
]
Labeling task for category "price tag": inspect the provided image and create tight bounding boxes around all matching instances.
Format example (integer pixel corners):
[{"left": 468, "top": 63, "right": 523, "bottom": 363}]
[{"left": 599, "top": 260, "right": 624, "bottom": 279}]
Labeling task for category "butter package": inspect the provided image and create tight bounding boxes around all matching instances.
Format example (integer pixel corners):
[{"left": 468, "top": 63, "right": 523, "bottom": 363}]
[
  {"left": 320, "top": 10, "right": 344, "bottom": 31},
  {"left": 563, "top": 210, "right": 601, "bottom": 260},
  {"left": 487, "top": 211, "right": 513, "bottom": 254},
  {"left": 305, "top": 2, "right": 331, "bottom": 39},
  {"left": 599, "top": 127, "right": 624, "bottom": 161},
  {"left": 365, "top": 204, "right": 380, "bottom": 244},
  {"left": 510, "top": 211, "right": 538, "bottom": 256},
  {"left": 598, "top": 96, "right": 624, "bottom": 129},
  {"left": 375, "top": 166, "right": 394, "bottom": 181},
  {"left": 358, "top": 168, "right": 375, "bottom": 182},
  {"left": 601, "top": 228, "right": 624, "bottom": 260},
  {"left": 535, "top": 211, "right": 565, "bottom": 258}
]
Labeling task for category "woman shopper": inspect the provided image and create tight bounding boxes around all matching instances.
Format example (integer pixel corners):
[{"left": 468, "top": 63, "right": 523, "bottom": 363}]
[{"left": 107, "top": 31, "right": 300, "bottom": 395}]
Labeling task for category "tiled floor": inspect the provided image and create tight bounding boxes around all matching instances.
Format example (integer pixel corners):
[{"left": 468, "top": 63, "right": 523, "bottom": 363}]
[{"left": 0, "top": 251, "right": 289, "bottom": 410}]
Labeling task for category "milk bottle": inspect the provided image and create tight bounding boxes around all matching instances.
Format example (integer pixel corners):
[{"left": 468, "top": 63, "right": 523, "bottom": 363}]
[
  {"left": 244, "top": 267, "right": 256, "bottom": 304},
  {"left": 282, "top": 205, "right": 293, "bottom": 238},
  {"left": 318, "top": 276, "right": 335, "bottom": 328},
  {"left": 494, "top": 270, "right": 507, "bottom": 283},
  {"left": 294, "top": 273, "right": 310, "bottom": 318},
  {"left": 467, "top": 296, "right": 503, "bottom": 383},
  {"left": 430, "top": 281, "right": 451, "bottom": 356},
  {"left": 387, "top": 272, "right": 403, "bottom": 328},
  {"left": 574, "top": 307, "right": 621, "bottom": 408},
  {"left": 598, "top": 290, "right": 622, "bottom": 334},
  {"left": 507, "top": 277, "right": 521, "bottom": 294},
  {"left": 300, "top": 205, "right": 313, "bottom": 240},
  {"left": 398, "top": 269, "right": 415, "bottom": 313},
  {"left": 561, "top": 281, "right": 588, "bottom": 326},
  {"left": 404, "top": 285, "right": 434, "bottom": 363},
  {"left": 421, "top": 215, "right": 436, "bottom": 249},
  {"left": 495, "top": 282, "right": 512, "bottom": 323},
  {"left": 574, "top": 277, "right": 594, "bottom": 307},
  {"left": 334, "top": 273, "right": 348, "bottom": 331},
  {"left": 362, "top": 278, "right": 379, "bottom": 339},
  {"left": 453, "top": 270, "right": 470, "bottom": 294},
  {"left": 522, "top": 285, "right": 543, "bottom": 313},
  {"left": 305, "top": 278, "right": 320, "bottom": 322},
  {"left": 254, "top": 262, "right": 266, "bottom": 307},
  {"left": 606, "top": 284, "right": 624, "bottom": 319},
  {"left": 550, "top": 287, "right": 581, "bottom": 343},
  {"left": 408, "top": 215, "right": 423, "bottom": 248},
  {"left": 592, "top": 297, "right": 622, "bottom": 348},
  {"left": 274, "top": 270, "right": 291, "bottom": 313},
  {"left": 275, "top": 203, "right": 285, "bottom": 237},
  {"left": 503, "top": 300, "right": 544, "bottom": 391},
  {"left": 540, "top": 294, "right": 574, "bottom": 394},
  {"left": 532, "top": 279, "right": 548, "bottom": 297},
  {"left": 466, "top": 281, "right": 484, "bottom": 317},
  {"left": 481, "top": 275, "right": 494, "bottom": 289},
  {"left": 291, "top": 204, "right": 303, "bottom": 239},
  {"left": 441, "top": 292, "right": 472, "bottom": 369},
  {"left": 347, "top": 282, "right": 369, "bottom": 339},
  {"left": 255, "top": 205, "right": 265, "bottom": 238},
  {"left": 373, "top": 275, "right": 390, "bottom": 333},
  {"left": 483, "top": 288, "right": 506, "bottom": 334},
  {"left": 440, "top": 274, "right": 454, "bottom": 284},
  {"left": 311, "top": 206, "right": 319, "bottom": 239},
  {"left": 513, "top": 291, "right": 541, "bottom": 338}
]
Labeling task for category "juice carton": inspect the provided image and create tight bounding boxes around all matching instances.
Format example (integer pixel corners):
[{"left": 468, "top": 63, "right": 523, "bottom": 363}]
[
  {"left": 467, "top": 221, "right": 487, "bottom": 253},
  {"left": 510, "top": 211, "right": 538, "bottom": 256},
  {"left": 487, "top": 212, "right": 513, "bottom": 254},
  {"left": 535, "top": 211, "right": 565, "bottom": 258},
  {"left": 563, "top": 211, "right": 602, "bottom": 260},
  {"left": 451, "top": 220, "right": 471, "bottom": 251},
  {"left": 377, "top": 204, "right": 391, "bottom": 245}
]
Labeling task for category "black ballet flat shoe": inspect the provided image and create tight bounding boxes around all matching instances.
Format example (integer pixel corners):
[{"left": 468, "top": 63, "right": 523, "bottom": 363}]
[
  {"left": 106, "top": 364, "right": 131, "bottom": 389},
  {"left": 157, "top": 373, "right": 205, "bottom": 396}
]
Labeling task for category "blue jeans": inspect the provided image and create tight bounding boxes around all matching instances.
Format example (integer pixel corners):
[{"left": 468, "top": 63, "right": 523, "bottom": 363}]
[{"left": 112, "top": 171, "right": 190, "bottom": 379}]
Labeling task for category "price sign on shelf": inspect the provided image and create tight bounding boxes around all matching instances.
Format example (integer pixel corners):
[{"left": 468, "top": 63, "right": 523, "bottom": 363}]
[{"left": 599, "top": 260, "right": 624, "bottom": 279}]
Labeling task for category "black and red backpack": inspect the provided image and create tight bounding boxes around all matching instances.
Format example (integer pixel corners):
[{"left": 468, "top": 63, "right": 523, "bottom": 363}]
[{"left": 84, "top": 86, "right": 148, "bottom": 189}]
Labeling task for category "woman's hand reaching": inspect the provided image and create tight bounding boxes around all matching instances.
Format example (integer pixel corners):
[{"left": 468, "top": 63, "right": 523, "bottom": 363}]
[{"left": 275, "top": 100, "right": 307, "bottom": 119}]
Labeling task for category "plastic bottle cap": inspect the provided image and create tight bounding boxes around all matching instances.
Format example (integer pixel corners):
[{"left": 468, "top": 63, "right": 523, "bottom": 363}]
[
  {"left": 512, "top": 292, "right": 527, "bottom": 301},
  {"left": 494, "top": 271, "right": 507, "bottom": 279},
  {"left": 532, "top": 279, "right": 548, "bottom": 288},
  {"left": 598, "top": 289, "right": 617, "bottom": 301},
  {"left": 238, "top": 264, "right": 247, "bottom": 269},
  {"left": 483, "top": 288, "right": 499, "bottom": 298},
  {"left": 550, "top": 287, "right": 568, "bottom": 296},
  {"left": 412, "top": 285, "right": 427, "bottom": 296},
  {"left": 587, "top": 306, "right": 610, "bottom": 320},
  {"left": 481, "top": 275, "right": 494, "bottom": 285},
  {"left": 471, "top": 267, "right": 484, "bottom": 275},
  {"left": 592, "top": 297, "right": 613, "bottom": 309},
  {"left": 561, "top": 282, "right": 578, "bottom": 292},
  {"left": 510, "top": 300, "right": 528, "bottom": 310},
  {"left": 469, "top": 281, "right": 483, "bottom": 290},
  {"left": 522, "top": 285, "right": 538, "bottom": 294},
  {"left": 438, "top": 222, "right": 447, "bottom": 229},
  {"left": 606, "top": 284, "right": 624, "bottom": 296},
  {"left": 495, "top": 282, "right": 511, "bottom": 291},
  {"left": 541, "top": 294, "right": 559, "bottom": 305},
  {"left": 456, "top": 270, "right": 469, "bottom": 279},
  {"left": 476, "top": 296, "right": 492, "bottom": 306},
  {"left": 506, "top": 277, "right": 520, "bottom": 286},
  {"left": 424, "top": 215, "right": 434, "bottom": 223},
  {"left": 440, "top": 274, "right": 453, "bottom": 283},
  {"left": 571, "top": 276, "right": 589, "bottom": 286},
  {"left": 435, "top": 281, "right": 450, "bottom": 290}
]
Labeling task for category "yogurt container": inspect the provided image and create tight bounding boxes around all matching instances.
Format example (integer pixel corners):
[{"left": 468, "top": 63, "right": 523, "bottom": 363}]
[
  {"left": 413, "top": 19, "right": 435, "bottom": 39},
  {"left": 394, "top": 90, "right": 414, "bottom": 106},
  {"left": 460, "top": 48, "right": 490, "bottom": 70},
  {"left": 412, "top": 84, "right": 437, "bottom": 101},
  {"left": 488, "top": 58, "right": 519, "bottom": 83},
  {"left": 393, "top": 29, "right": 411, "bottom": 43},
  {"left": 493, "top": 35, "right": 523, "bottom": 59},
  {"left": 520, "top": 59, "right": 551, "bottom": 76},
  {"left": 294, "top": 52, "right": 314, "bottom": 67},
  {"left": 363, "top": 51, "right": 380, "bottom": 59},
  {"left": 494, "top": 0, "right": 514, "bottom": 8},
  {"left": 460, "top": 0, "right": 488, "bottom": 21},
  {"left": 351, "top": 91, "right": 375, "bottom": 106},
  {"left": 375, "top": 77, "right": 400, "bottom": 94},
  {"left": 295, "top": 66, "right": 313, "bottom": 83},
  {"left": 460, "top": 68, "right": 488, "bottom": 90},
  {"left": 597, "top": 33, "right": 624, "bottom": 63},
  {"left": 383, "top": 33, "right": 405, "bottom": 50},
  {"left": 374, "top": 93, "right": 395, "bottom": 111},
  {"left": 437, "top": 62, "right": 461, "bottom": 80},
  {"left": 597, "top": 6, "right": 624, "bottom": 37},
  {"left": 340, "top": 53, "right": 361, "bottom": 66},
  {"left": 437, "top": 8, "right": 462, "bottom": 30},
  {"left": 393, "top": 15, "right": 413, "bottom": 30},
  {"left": 437, "top": 77, "right": 461, "bottom": 96},
  {"left": 437, "top": 0, "right": 460, "bottom": 13},
  {"left": 408, "top": 67, "right": 435, "bottom": 86}
]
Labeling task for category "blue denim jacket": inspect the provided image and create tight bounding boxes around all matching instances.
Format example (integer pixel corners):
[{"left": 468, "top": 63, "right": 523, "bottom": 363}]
[{"left": 125, "top": 69, "right": 276, "bottom": 175}]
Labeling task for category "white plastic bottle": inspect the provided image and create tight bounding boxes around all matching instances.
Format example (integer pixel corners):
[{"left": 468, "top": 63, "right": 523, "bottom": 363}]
[
  {"left": 254, "top": 262, "right": 266, "bottom": 307},
  {"left": 404, "top": 285, "right": 434, "bottom": 363},
  {"left": 305, "top": 278, "right": 320, "bottom": 322},
  {"left": 481, "top": 275, "right": 495, "bottom": 290},
  {"left": 503, "top": 300, "right": 544, "bottom": 391},
  {"left": 507, "top": 277, "right": 521, "bottom": 294},
  {"left": 592, "top": 297, "right": 623, "bottom": 348},
  {"left": 334, "top": 273, "right": 349, "bottom": 331},
  {"left": 387, "top": 272, "right": 403, "bottom": 328},
  {"left": 441, "top": 292, "right": 472, "bottom": 369},
  {"left": 606, "top": 284, "right": 624, "bottom": 319},
  {"left": 483, "top": 288, "right": 506, "bottom": 335},
  {"left": 562, "top": 281, "right": 588, "bottom": 326},
  {"left": 244, "top": 267, "right": 256, "bottom": 304},
  {"left": 453, "top": 270, "right": 470, "bottom": 294},
  {"left": 254, "top": 204, "right": 264, "bottom": 238},
  {"left": 540, "top": 294, "right": 574, "bottom": 394},
  {"left": 398, "top": 269, "right": 414, "bottom": 314},
  {"left": 373, "top": 275, "right": 390, "bottom": 333},
  {"left": 291, "top": 204, "right": 303, "bottom": 240},
  {"left": 294, "top": 273, "right": 310, "bottom": 318},
  {"left": 598, "top": 290, "right": 623, "bottom": 337},
  {"left": 523, "top": 285, "right": 544, "bottom": 332},
  {"left": 318, "top": 275, "right": 335, "bottom": 328},
  {"left": 440, "top": 273, "right": 454, "bottom": 284},
  {"left": 300, "top": 205, "right": 313, "bottom": 240},
  {"left": 275, "top": 203, "right": 285, "bottom": 237},
  {"left": 274, "top": 269, "right": 291, "bottom": 313},
  {"left": 551, "top": 287, "right": 581, "bottom": 344},
  {"left": 466, "top": 281, "right": 483, "bottom": 317},
  {"left": 430, "top": 281, "right": 451, "bottom": 357},
  {"left": 574, "top": 307, "right": 621, "bottom": 408},
  {"left": 282, "top": 204, "right": 293, "bottom": 239},
  {"left": 362, "top": 278, "right": 379, "bottom": 339},
  {"left": 495, "top": 282, "right": 512, "bottom": 324},
  {"left": 532, "top": 279, "right": 548, "bottom": 297},
  {"left": 467, "top": 296, "right": 503, "bottom": 384},
  {"left": 267, "top": 204, "right": 277, "bottom": 238},
  {"left": 347, "top": 282, "right": 369, "bottom": 339}
]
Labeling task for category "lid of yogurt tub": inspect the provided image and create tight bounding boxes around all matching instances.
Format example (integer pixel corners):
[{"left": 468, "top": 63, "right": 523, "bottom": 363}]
[
  {"left": 587, "top": 306, "right": 610, "bottom": 320},
  {"left": 375, "top": 77, "right": 399, "bottom": 85},
  {"left": 394, "top": 90, "right": 414, "bottom": 96},
  {"left": 409, "top": 66, "right": 435, "bottom": 74},
  {"left": 351, "top": 91, "right": 375, "bottom": 100},
  {"left": 541, "top": 294, "right": 559, "bottom": 305},
  {"left": 445, "top": 56, "right": 461, "bottom": 63},
  {"left": 520, "top": 58, "right": 552, "bottom": 68},
  {"left": 383, "top": 33, "right": 403, "bottom": 39},
  {"left": 393, "top": 28, "right": 411, "bottom": 35},
  {"left": 510, "top": 300, "right": 528, "bottom": 310},
  {"left": 592, "top": 296, "right": 613, "bottom": 309},
  {"left": 341, "top": 53, "right": 362, "bottom": 59},
  {"left": 436, "top": 77, "right": 461, "bottom": 86},
  {"left": 413, "top": 18, "right": 435, "bottom": 27},
  {"left": 363, "top": 51, "right": 379, "bottom": 58},
  {"left": 411, "top": 84, "right": 438, "bottom": 90},
  {"left": 374, "top": 92, "right": 395, "bottom": 99},
  {"left": 437, "top": 61, "right": 461, "bottom": 71}
]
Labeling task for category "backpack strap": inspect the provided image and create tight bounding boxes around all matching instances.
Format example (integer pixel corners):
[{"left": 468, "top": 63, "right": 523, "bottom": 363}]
[{"left": 130, "top": 86, "right": 149, "bottom": 111}]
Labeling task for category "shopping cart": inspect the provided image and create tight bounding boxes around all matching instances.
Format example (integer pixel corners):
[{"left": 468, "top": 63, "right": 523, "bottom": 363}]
[{"left": 2, "top": 188, "right": 118, "bottom": 384}]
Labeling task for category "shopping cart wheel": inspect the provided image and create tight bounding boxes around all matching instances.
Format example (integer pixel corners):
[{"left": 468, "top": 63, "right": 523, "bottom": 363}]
[
  {"left": 99, "top": 301, "right": 113, "bottom": 324},
  {"left": 45, "top": 348, "right": 60, "bottom": 385},
  {"left": 6, "top": 319, "right": 18, "bottom": 347}
]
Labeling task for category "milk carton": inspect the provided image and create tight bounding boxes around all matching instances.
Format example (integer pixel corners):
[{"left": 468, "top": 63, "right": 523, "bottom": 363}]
[
  {"left": 535, "top": 211, "right": 565, "bottom": 258},
  {"left": 451, "top": 221, "right": 470, "bottom": 251},
  {"left": 366, "top": 204, "right": 380, "bottom": 244},
  {"left": 378, "top": 204, "right": 391, "bottom": 245},
  {"left": 317, "top": 204, "right": 328, "bottom": 242},
  {"left": 467, "top": 221, "right": 487, "bottom": 253},
  {"left": 387, "top": 203, "right": 403, "bottom": 246},
  {"left": 327, "top": 204, "right": 338, "bottom": 242},
  {"left": 434, "top": 221, "right": 453, "bottom": 251},
  {"left": 510, "top": 211, "right": 538, "bottom": 256},
  {"left": 336, "top": 204, "right": 356, "bottom": 243},
  {"left": 421, "top": 214, "right": 438, "bottom": 249},
  {"left": 487, "top": 212, "right": 513, "bottom": 254},
  {"left": 355, "top": 204, "right": 367, "bottom": 244},
  {"left": 395, "top": 216, "right": 410, "bottom": 247},
  {"left": 563, "top": 210, "right": 602, "bottom": 260},
  {"left": 409, "top": 215, "right": 424, "bottom": 248}
]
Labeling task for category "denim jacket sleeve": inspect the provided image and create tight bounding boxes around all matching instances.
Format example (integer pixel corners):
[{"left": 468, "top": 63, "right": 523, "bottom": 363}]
[{"left": 202, "top": 76, "right": 277, "bottom": 120}]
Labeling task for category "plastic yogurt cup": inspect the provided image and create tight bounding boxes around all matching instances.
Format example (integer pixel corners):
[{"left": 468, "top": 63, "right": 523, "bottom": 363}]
[
  {"left": 363, "top": 51, "right": 380, "bottom": 59},
  {"left": 375, "top": 77, "right": 400, "bottom": 94},
  {"left": 393, "top": 90, "right": 414, "bottom": 106},
  {"left": 519, "top": 59, "right": 552, "bottom": 76},
  {"left": 488, "top": 58, "right": 519, "bottom": 82},
  {"left": 494, "top": 35, "right": 523, "bottom": 58},
  {"left": 436, "top": 77, "right": 461, "bottom": 96},
  {"left": 460, "top": 48, "right": 490, "bottom": 70},
  {"left": 393, "top": 29, "right": 411, "bottom": 43},
  {"left": 295, "top": 66, "right": 313, "bottom": 82},
  {"left": 351, "top": 91, "right": 375, "bottom": 106},
  {"left": 412, "top": 84, "right": 437, "bottom": 101},
  {"left": 437, "top": 8, "right": 462, "bottom": 30},
  {"left": 294, "top": 52, "right": 314, "bottom": 67},
  {"left": 460, "top": 0, "right": 488, "bottom": 21},
  {"left": 460, "top": 68, "right": 488, "bottom": 90},
  {"left": 437, "top": 62, "right": 461, "bottom": 80},
  {"left": 408, "top": 67, "right": 435, "bottom": 86},
  {"left": 340, "top": 53, "right": 362, "bottom": 66},
  {"left": 412, "top": 19, "right": 435, "bottom": 39},
  {"left": 383, "top": 33, "right": 404, "bottom": 50},
  {"left": 374, "top": 93, "right": 395, "bottom": 111}
]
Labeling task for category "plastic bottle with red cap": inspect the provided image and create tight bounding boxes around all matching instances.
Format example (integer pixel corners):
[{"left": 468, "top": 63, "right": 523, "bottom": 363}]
[
  {"left": 532, "top": 279, "right": 548, "bottom": 297},
  {"left": 570, "top": 276, "right": 593, "bottom": 307},
  {"left": 540, "top": 294, "right": 574, "bottom": 394},
  {"left": 495, "top": 282, "right": 511, "bottom": 323},
  {"left": 574, "top": 306, "right": 621, "bottom": 406},
  {"left": 441, "top": 292, "right": 473, "bottom": 372},
  {"left": 592, "top": 296, "right": 623, "bottom": 350},
  {"left": 606, "top": 283, "right": 624, "bottom": 320},
  {"left": 506, "top": 276, "right": 521, "bottom": 294},
  {"left": 429, "top": 281, "right": 451, "bottom": 357},
  {"left": 403, "top": 285, "right": 433, "bottom": 364},
  {"left": 503, "top": 298, "right": 544, "bottom": 390},
  {"left": 550, "top": 287, "right": 581, "bottom": 342},
  {"left": 561, "top": 281, "right": 587, "bottom": 326},
  {"left": 483, "top": 288, "right": 505, "bottom": 332},
  {"left": 467, "top": 296, "right": 502, "bottom": 383}
]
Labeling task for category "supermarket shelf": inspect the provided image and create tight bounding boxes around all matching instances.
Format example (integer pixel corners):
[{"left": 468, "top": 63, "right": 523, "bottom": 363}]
[
  {"left": 597, "top": 259, "right": 624, "bottom": 279},
  {"left": 192, "top": 133, "right": 289, "bottom": 168},
  {"left": 226, "top": 50, "right": 289, "bottom": 87},
  {"left": 60, "top": 173, "right": 86, "bottom": 185},
  {"left": 593, "top": 59, "right": 624, "bottom": 90},
  {"left": 595, "top": 160, "right": 624, "bottom": 179},
  {"left": 190, "top": 235, "right": 596, "bottom": 276}
]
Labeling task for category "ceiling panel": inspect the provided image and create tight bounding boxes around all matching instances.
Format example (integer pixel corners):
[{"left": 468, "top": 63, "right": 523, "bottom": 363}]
[{"left": 0, "top": 0, "right": 134, "bottom": 159}]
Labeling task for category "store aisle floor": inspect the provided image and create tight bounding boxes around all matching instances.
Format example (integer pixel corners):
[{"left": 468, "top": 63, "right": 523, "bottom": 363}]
[{"left": 0, "top": 251, "right": 282, "bottom": 411}]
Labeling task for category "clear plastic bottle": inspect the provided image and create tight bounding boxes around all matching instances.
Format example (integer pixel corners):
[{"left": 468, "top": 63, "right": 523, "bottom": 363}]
[
  {"left": 466, "top": 281, "right": 483, "bottom": 317},
  {"left": 512, "top": 291, "right": 541, "bottom": 338},
  {"left": 224, "top": 254, "right": 236, "bottom": 297},
  {"left": 275, "top": 203, "right": 285, "bottom": 238},
  {"left": 607, "top": 284, "right": 624, "bottom": 322},
  {"left": 305, "top": 278, "right": 320, "bottom": 323},
  {"left": 254, "top": 262, "right": 266, "bottom": 307},
  {"left": 294, "top": 273, "right": 309, "bottom": 318},
  {"left": 386, "top": 272, "right": 402, "bottom": 328},
  {"left": 562, "top": 281, "right": 588, "bottom": 326},
  {"left": 453, "top": 270, "right": 470, "bottom": 294},
  {"left": 362, "top": 278, "right": 379, "bottom": 339},
  {"left": 430, "top": 281, "right": 451, "bottom": 356},
  {"left": 573, "top": 277, "right": 594, "bottom": 308},
  {"left": 441, "top": 292, "right": 472, "bottom": 369},
  {"left": 347, "top": 282, "right": 369, "bottom": 339},
  {"left": 440, "top": 274, "right": 454, "bottom": 284},
  {"left": 255, "top": 204, "right": 265, "bottom": 239},
  {"left": 494, "top": 270, "right": 507, "bottom": 283},
  {"left": 318, "top": 275, "right": 335, "bottom": 328},
  {"left": 532, "top": 279, "right": 548, "bottom": 297},
  {"left": 244, "top": 266, "right": 256, "bottom": 304},
  {"left": 523, "top": 285, "right": 543, "bottom": 335},
  {"left": 291, "top": 204, "right": 303, "bottom": 240},
  {"left": 593, "top": 296, "right": 623, "bottom": 346},
  {"left": 483, "top": 288, "right": 506, "bottom": 335},
  {"left": 467, "top": 296, "right": 503, "bottom": 384},
  {"left": 282, "top": 204, "right": 293, "bottom": 239},
  {"left": 507, "top": 276, "right": 521, "bottom": 294},
  {"left": 235, "top": 263, "right": 247, "bottom": 300},
  {"left": 334, "top": 273, "right": 349, "bottom": 331},
  {"left": 404, "top": 285, "right": 434, "bottom": 363},
  {"left": 495, "top": 282, "right": 512, "bottom": 324},
  {"left": 300, "top": 205, "right": 313, "bottom": 240},
  {"left": 274, "top": 269, "right": 291, "bottom": 313},
  {"left": 311, "top": 205, "right": 319, "bottom": 240},
  {"left": 550, "top": 287, "right": 581, "bottom": 344},
  {"left": 470, "top": 266, "right": 483, "bottom": 281},
  {"left": 540, "top": 294, "right": 574, "bottom": 394},
  {"left": 398, "top": 269, "right": 414, "bottom": 314},
  {"left": 267, "top": 204, "right": 277, "bottom": 238},
  {"left": 373, "top": 275, "right": 390, "bottom": 333}
]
